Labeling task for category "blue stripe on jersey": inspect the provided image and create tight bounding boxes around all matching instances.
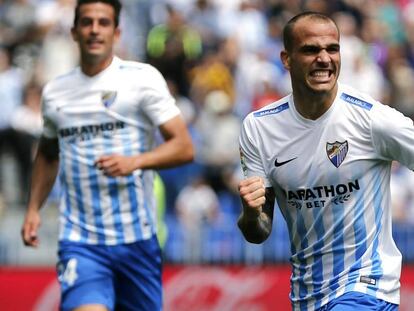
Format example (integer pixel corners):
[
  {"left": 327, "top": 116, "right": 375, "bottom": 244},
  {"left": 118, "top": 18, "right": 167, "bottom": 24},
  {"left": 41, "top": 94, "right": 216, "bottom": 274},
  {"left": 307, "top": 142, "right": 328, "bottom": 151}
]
[
  {"left": 107, "top": 176, "right": 124, "bottom": 244},
  {"left": 311, "top": 208, "right": 326, "bottom": 310},
  {"left": 140, "top": 151, "right": 155, "bottom": 236},
  {"left": 137, "top": 127, "right": 154, "bottom": 238},
  {"left": 279, "top": 204, "right": 296, "bottom": 256},
  {"left": 85, "top": 150, "right": 105, "bottom": 244},
  {"left": 366, "top": 174, "right": 384, "bottom": 297},
  {"left": 253, "top": 102, "right": 289, "bottom": 117},
  {"left": 102, "top": 133, "right": 124, "bottom": 244},
  {"left": 103, "top": 136, "right": 124, "bottom": 244},
  {"left": 278, "top": 204, "right": 297, "bottom": 303},
  {"left": 295, "top": 211, "right": 310, "bottom": 302},
  {"left": 345, "top": 187, "right": 368, "bottom": 293},
  {"left": 328, "top": 200, "right": 346, "bottom": 301},
  {"left": 60, "top": 160, "right": 73, "bottom": 239},
  {"left": 126, "top": 174, "right": 140, "bottom": 239},
  {"left": 70, "top": 144, "right": 89, "bottom": 242},
  {"left": 340, "top": 93, "right": 373, "bottom": 111},
  {"left": 120, "top": 129, "right": 140, "bottom": 241}
]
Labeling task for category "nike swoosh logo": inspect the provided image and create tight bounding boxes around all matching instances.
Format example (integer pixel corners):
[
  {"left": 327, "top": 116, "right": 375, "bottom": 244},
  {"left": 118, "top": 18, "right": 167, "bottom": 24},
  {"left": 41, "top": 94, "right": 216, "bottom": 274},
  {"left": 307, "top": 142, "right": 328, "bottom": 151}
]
[{"left": 274, "top": 157, "right": 297, "bottom": 167}]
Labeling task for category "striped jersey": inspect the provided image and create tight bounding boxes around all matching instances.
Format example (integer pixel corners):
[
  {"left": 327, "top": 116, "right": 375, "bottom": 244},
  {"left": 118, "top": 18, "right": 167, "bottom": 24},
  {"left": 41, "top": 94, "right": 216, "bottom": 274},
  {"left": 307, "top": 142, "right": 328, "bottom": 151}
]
[
  {"left": 239, "top": 83, "right": 414, "bottom": 310},
  {"left": 42, "top": 56, "right": 180, "bottom": 245}
]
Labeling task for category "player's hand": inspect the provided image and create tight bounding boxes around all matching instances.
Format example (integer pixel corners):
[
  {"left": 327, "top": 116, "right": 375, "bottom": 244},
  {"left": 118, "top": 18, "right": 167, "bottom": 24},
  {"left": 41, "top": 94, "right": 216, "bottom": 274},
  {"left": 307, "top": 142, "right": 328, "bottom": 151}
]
[
  {"left": 21, "top": 209, "right": 41, "bottom": 247},
  {"left": 95, "top": 154, "right": 139, "bottom": 176},
  {"left": 238, "top": 176, "right": 266, "bottom": 216}
]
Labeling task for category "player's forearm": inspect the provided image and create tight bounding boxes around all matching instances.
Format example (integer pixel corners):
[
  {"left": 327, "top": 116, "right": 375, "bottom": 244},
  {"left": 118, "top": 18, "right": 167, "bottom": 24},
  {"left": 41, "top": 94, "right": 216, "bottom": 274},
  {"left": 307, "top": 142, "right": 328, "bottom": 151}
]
[
  {"left": 134, "top": 136, "right": 194, "bottom": 169},
  {"left": 27, "top": 152, "right": 59, "bottom": 212},
  {"left": 237, "top": 208, "right": 273, "bottom": 244}
]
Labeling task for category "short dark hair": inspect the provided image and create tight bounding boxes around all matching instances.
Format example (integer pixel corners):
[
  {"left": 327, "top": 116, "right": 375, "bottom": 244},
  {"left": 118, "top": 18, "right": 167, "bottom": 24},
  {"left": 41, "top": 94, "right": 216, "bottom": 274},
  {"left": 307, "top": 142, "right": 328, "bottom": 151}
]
[
  {"left": 282, "top": 12, "right": 339, "bottom": 52},
  {"left": 74, "top": 0, "right": 122, "bottom": 27}
]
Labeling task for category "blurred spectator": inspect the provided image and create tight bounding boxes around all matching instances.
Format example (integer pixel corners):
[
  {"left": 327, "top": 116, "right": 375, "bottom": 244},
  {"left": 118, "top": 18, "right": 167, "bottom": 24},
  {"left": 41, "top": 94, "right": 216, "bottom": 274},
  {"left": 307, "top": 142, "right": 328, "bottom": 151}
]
[
  {"left": 34, "top": 0, "right": 78, "bottom": 83},
  {"left": 11, "top": 81, "right": 42, "bottom": 135},
  {"left": 402, "top": 2, "right": 414, "bottom": 68},
  {"left": 146, "top": 4, "right": 202, "bottom": 96},
  {"left": 0, "top": 47, "right": 30, "bottom": 204},
  {"left": 0, "top": 0, "right": 41, "bottom": 81},
  {"left": 231, "top": 0, "right": 268, "bottom": 55},
  {"left": 10, "top": 82, "right": 42, "bottom": 199},
  {"left": 360, "top": 15, "right": 389, "bottom": 69},
  {"left": 194, "top": 90, "right": 241, "bottom": 192},
  {"left": 232, "top": 40, "right": 286, "bottom": 117},
  {"left": 335, "top": 12, "right": 387, "bottom": 101},
  {"left": 189, "top": 46, "right": 235, "bottom": 107},
  {"left": 303, "top": 0, "right": 331, "bottom": 14},
  {"left": 158, "top": 79, "right": 203, "bottom": 212},
  {"left": 262, "top": 15, "right": 287, "bottom": 72},
  {"left": 375, "top": 0, "right": 406, "bottom": 46},
  {"left": 386, "top": 54, "right": 414, "bottom": 117},
  {"left": 0, "top": 0, "right": 37, "bottom": 49},
  {"left": 118, "top": 0, "right": 152, "bottom": 61},
  {"left": 391, "top": 162, "right": 414, "bottom": 225},
  {"left": 175, "top": 177, "right": 219, "bottom": 263},
  {"left": 251, "top": 71, "right": 282, "bottom": 111},
  {"left": 187, "top": 0, "right": 221, "bottom": 51}
]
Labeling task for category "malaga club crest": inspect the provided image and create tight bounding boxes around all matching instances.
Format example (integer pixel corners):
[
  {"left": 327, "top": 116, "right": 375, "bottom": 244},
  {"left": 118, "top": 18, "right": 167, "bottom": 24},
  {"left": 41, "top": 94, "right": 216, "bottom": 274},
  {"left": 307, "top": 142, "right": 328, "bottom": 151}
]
[
  {"left": 326, "top": 140, "right": 348, "bottom": 168},
  {"left": 101, "top": 91, "right": 117, "bottom": 108}
]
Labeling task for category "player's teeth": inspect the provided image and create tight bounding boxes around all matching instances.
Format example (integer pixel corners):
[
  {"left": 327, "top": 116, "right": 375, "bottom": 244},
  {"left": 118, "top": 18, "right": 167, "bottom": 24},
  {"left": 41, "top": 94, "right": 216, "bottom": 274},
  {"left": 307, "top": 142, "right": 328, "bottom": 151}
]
[{"left": 313, "top": 71, "right": 329, "bottom": 77}]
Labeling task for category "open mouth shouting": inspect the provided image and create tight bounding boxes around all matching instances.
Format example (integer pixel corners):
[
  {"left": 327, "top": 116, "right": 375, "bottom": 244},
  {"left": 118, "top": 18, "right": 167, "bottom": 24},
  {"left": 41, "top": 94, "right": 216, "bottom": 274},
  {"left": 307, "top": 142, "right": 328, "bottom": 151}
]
[{"left": 309, "top": 69, "right": 334, "bottom": 83}]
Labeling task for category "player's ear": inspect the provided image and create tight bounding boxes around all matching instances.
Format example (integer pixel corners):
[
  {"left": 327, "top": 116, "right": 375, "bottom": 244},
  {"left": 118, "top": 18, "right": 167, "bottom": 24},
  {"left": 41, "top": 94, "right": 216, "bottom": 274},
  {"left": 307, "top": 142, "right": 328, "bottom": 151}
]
[
  {"left": 280, "top": 50, "right": 290, "bottom": 71},
  {"left": 113, "top": 27, "right": 121, "bottom": 44}
]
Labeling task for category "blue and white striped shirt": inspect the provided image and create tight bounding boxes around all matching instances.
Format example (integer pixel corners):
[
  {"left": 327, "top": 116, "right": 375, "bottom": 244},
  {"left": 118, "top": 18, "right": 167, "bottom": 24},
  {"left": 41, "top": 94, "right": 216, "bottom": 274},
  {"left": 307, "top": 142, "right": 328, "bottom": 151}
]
[
  {"left": 240, "top": 83, "right": 414, "bottom": 310},
  {"left": 42, "top": 56, "right": 180, "bottom": 245}
]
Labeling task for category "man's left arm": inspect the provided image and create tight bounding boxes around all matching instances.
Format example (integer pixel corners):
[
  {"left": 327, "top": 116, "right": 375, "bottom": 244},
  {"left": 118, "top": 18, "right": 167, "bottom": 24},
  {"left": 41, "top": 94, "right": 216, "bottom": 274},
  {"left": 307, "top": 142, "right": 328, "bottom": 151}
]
[{"left": 95, "top": 115, "right": 194, "bottom": 176}]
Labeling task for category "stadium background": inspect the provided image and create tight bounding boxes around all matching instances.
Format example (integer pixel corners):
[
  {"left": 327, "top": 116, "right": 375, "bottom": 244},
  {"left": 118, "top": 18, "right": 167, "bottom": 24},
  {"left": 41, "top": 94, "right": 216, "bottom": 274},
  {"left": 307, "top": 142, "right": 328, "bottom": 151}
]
[{"left": 1, "top": 0, "right": 414, "bottom": 310}]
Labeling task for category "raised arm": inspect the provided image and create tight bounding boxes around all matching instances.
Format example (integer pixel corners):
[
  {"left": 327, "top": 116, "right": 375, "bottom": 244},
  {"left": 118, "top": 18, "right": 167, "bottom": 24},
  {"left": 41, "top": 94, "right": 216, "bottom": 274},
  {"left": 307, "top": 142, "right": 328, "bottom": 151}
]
[
  {"left": 95, "top": 115, "right": 194, "bottom": 176},
  {"left": 238, "top": 176, "right": 276, "bottom": 244},
  {"left": 21, "top": 136, "right": 59, "bottom": 247}
]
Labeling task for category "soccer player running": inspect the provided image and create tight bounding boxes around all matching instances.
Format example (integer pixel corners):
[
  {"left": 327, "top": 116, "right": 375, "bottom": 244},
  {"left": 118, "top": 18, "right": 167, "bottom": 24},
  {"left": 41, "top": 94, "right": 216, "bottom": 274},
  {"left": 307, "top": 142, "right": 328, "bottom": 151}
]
[
  {"left": 21, "top": 1, "right": 193, "bottom": 310},
  {"left": 238, "top": 12, "right": 414, "bottom": 311}
]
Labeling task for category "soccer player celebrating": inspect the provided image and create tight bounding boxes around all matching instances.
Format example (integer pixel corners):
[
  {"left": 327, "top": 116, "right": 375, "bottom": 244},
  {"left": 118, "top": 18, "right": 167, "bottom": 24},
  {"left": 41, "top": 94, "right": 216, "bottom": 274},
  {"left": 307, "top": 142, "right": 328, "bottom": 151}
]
[
  {"left": 238, "top": 12, "right": 414, "bottom": 311},
  {"left": 21, "top": 1, "right": 193, "bottom": 310}
]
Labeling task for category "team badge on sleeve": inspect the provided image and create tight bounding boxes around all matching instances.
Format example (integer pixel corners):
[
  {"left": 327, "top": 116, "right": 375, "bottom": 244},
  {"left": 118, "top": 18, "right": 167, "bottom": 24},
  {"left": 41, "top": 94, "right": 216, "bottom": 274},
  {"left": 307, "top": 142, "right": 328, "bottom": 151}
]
[
  {"left": 101, "top": 91, "right": 117, "bottom": 108},
  {"left": 326, "top": 141, "right": 348, "bottom": 168}
]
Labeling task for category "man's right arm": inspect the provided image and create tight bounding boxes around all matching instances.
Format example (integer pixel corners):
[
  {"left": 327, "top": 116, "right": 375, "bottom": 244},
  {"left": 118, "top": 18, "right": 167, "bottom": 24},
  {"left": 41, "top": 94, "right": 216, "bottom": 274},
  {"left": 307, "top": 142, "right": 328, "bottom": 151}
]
[
  {"left": 21, "top": 136, "right": 59, "bottom": 247},
  {"left": 238, "top": 176, "right": 275, "bottom": 244}
]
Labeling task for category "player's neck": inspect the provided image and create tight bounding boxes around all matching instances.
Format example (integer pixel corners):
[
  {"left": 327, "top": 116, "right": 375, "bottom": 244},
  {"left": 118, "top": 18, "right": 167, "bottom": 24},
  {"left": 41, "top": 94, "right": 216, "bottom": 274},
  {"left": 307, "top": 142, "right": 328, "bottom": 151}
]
[
  {"left": 292, "top": 85, "right": 338, "bottom": 120},
  {"left": 80, "top": 55, "right": 114, "bottom": 77}
]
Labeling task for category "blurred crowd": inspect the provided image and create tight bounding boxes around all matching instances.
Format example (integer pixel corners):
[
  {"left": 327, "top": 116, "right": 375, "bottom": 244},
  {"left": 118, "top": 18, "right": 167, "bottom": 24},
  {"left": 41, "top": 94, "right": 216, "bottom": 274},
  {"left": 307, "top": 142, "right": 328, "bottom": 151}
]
[{"left": 1, "top": 0, "right": 414, "bottom": 264}]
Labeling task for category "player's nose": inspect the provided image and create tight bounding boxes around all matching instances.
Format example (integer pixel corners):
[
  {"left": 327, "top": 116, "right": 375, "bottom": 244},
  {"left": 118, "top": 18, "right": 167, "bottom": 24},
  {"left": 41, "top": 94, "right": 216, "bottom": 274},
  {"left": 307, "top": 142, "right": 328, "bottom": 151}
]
[{"left": 316, "top": 49, "right": 331, "bottom": 63}]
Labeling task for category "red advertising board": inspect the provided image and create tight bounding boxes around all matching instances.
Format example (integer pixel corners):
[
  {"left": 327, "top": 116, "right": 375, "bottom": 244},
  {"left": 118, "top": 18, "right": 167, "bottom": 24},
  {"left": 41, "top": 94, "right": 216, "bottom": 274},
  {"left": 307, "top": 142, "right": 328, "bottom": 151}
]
[
  {"left": 162, "top": 265, "right": 292, "bottom": 311},
  {"left": 1, "top": 265, "right": 414, "bottom": 311}
]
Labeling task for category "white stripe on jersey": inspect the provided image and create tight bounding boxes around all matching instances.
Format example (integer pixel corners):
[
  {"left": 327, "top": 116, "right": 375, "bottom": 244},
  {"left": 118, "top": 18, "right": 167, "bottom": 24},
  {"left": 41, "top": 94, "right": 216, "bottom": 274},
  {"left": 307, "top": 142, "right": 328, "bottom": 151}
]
[
  {"left": 43, "top": 56, "right": 180, "bottom": 245},
  {"left": 240, "top": 83, "right": 414, "bottom": 310}
]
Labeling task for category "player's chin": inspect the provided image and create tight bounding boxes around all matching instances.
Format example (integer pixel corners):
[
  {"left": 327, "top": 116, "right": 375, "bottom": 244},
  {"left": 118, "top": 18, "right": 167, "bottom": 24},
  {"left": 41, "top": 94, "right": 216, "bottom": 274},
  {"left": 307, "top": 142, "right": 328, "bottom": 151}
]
[
  {"left": 307, "top": 80, "right": 337, "bottom": 94},
  {"left": 84, "top": 49, "right": 105, "bottom": 58},
  {"left": 83, "top": 46, "right": 107, "bottom": 57}
]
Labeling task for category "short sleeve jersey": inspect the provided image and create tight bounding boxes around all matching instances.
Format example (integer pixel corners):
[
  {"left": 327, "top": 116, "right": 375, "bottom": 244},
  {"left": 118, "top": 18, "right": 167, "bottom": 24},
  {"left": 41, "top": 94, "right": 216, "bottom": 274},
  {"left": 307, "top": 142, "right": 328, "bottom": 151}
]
[
  {"left": 42, "top": 57, "right": 180, "bottom": 245},
  {"left": 239, "top": 83, "right": 414, "bottom": 310}
]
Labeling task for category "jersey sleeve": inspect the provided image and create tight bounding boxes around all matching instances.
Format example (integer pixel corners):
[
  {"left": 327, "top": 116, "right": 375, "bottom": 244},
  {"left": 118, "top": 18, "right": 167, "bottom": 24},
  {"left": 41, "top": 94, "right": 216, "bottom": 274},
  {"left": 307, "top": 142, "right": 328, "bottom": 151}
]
[
  {"left": 41, "top": 87, "right": 58, "bottom": 139},
  {"left": 371, "top": 104, "right": 414, "bottom": 169},
  {"left": 139, "top": 66, "right": 180, "bottom": 126},
  {"left": 239, "top": 114, "right": 272, "bottom": 187}
]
